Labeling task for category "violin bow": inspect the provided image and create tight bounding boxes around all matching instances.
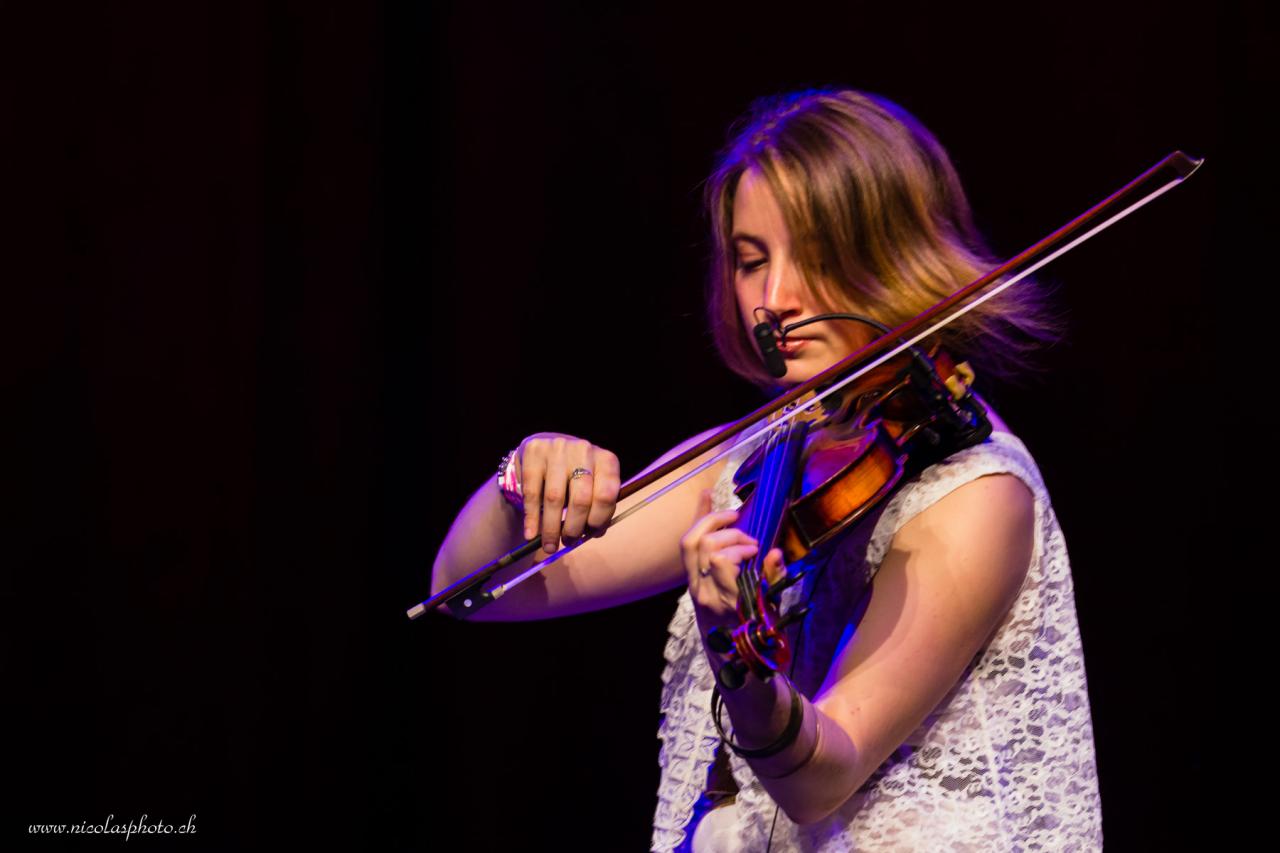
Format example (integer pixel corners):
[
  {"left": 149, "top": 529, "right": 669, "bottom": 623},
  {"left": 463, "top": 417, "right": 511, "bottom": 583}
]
[{"left": 408, "top": 150, "right": 1203, "bottom": 621}]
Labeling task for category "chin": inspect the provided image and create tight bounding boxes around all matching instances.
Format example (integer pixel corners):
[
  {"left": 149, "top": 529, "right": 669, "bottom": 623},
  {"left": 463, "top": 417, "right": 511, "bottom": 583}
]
[{"left": 780, "top": 364, "right": 819, "bottom": 385}]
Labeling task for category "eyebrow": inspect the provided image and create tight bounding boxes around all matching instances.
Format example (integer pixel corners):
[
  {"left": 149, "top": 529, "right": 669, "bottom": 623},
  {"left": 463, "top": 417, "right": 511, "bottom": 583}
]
[{"left": 731, "top": 233, "right": 768, "bottom": 252}]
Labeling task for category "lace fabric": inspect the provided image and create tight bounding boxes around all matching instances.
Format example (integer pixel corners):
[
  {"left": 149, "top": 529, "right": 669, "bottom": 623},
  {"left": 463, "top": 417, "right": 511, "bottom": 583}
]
[{"left": 652, "top": 431, "right": 1103, "bottom": 852}]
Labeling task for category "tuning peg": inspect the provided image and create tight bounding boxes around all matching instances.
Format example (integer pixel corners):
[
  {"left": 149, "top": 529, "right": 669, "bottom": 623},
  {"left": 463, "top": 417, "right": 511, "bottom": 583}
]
[{"left": 706, "top": 626, "right": 734, "bottom": 654}]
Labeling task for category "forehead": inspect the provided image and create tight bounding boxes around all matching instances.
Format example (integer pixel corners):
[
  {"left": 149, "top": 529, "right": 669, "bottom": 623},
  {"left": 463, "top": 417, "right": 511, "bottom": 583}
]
[{"left": 732, "top": 168, "right": 791, "bottom": 247}]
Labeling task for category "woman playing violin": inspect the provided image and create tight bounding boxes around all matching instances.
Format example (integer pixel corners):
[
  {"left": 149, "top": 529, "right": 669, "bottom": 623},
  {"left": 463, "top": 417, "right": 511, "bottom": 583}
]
[{"left": 430, "top": 89, "right": 1102, "bottom": 851}]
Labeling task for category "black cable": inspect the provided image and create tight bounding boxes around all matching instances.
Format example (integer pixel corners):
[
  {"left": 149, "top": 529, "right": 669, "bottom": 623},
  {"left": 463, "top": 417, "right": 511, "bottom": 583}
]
[{"left": 779, "top": 311, "right": 939, "bottom": 378}]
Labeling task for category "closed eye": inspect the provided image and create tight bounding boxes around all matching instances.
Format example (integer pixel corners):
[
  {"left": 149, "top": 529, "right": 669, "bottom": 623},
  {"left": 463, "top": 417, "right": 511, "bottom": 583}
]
[{"left": 736, "top": 258, "right": 766, "bottom": 273}]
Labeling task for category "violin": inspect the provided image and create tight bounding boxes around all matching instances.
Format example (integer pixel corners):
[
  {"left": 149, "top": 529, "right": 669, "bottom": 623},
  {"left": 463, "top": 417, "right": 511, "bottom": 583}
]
[
  {"left": 407, "top": 151, "right": 1203, "bottom": 681},
  {"left": 707, "top": 341, "right": 989, "bottom": 689}
]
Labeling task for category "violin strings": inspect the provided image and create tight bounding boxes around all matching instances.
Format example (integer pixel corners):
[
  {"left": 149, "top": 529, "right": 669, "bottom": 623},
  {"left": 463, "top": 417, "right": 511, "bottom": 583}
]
[{"left": 740, "top": 419, "right": 785, "bottom": 621}]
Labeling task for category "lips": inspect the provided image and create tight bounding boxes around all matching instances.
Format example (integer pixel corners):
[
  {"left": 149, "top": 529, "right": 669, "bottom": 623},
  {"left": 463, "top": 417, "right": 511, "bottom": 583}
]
[{"left": 776, "top": 337, "right": 815, "bottom": 356}]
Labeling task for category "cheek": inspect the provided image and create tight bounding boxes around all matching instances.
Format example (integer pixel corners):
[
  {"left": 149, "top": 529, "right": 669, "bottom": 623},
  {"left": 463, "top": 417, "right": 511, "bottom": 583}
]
[
  {"left": 834, "top": 324, "right": 875, "bottom": 356},
  {"left": 734, "top": 284, "right": 756, "bottom": 325}
]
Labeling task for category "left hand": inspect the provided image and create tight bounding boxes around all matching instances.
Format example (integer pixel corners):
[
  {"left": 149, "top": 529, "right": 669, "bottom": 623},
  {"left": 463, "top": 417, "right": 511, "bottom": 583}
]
[{"left": 680, "top": 489, "right": 786, "bottom": 627}]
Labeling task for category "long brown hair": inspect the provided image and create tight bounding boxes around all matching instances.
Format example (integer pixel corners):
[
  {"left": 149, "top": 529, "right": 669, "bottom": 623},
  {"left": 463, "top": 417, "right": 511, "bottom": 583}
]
[{"left": 705, "top": 88, "right": 1061, "bottom": 390}]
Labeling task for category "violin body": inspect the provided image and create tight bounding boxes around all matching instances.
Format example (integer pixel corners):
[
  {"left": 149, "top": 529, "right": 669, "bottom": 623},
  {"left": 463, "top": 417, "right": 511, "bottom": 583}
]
[{"left": 734, "top": 346, "right": 989, "bottom": 560}]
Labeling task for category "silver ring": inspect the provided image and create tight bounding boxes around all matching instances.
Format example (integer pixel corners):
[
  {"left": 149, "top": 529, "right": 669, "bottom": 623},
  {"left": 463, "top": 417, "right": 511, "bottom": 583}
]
[
  {"left": 698, "top": 565, "right": 712, "bottom": 577},
  {"left": 570, "top": 467, "right": 592, "bottom": 481}
]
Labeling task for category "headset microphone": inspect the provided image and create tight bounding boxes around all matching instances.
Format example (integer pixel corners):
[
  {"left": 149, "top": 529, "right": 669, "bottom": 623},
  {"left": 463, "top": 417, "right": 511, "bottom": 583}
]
[{"left": 752, "top": 308, "right": 788, "bottom": 378}]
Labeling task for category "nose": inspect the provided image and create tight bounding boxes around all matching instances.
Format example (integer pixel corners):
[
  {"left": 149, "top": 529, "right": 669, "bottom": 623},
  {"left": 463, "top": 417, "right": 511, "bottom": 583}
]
[{"left": 761, "top": 258, "right": 805, "bottom": 320}]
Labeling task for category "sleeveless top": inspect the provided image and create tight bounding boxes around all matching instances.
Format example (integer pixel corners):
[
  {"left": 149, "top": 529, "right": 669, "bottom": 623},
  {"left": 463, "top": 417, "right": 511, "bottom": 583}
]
[{"left": 651, "top": 431, "right": 1103, "bottom": 851}]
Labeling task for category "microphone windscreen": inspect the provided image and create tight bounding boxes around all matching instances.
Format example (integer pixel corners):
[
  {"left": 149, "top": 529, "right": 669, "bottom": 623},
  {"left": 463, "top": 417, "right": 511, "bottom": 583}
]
[{"left": 753, "top": 322, "right": 787, "bottom": 379}]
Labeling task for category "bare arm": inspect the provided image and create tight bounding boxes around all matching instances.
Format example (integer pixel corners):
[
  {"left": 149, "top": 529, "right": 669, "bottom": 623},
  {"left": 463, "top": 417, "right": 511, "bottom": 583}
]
[
  {"left": 687, "top": 473, "right": 1035, "bottom": 823},
  {"left": 430, "top": 425, "right": 730, "bottom": 621}
]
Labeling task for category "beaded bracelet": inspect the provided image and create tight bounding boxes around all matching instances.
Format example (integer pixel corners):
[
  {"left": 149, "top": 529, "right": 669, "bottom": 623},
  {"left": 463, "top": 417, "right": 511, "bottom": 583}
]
[{"left": 496, "top": 447, "right": 523, "bottom": 509}]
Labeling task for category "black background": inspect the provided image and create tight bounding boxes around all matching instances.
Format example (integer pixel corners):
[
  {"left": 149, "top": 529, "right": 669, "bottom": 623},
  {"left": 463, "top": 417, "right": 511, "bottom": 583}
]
[{"left": 5, "top": 0, "right": 1265, "bottom": 849}]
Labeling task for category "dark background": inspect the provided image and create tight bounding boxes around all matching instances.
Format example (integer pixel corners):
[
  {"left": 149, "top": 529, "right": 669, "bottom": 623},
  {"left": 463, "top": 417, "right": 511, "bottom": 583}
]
[{"left": 5, "top": 0, "right": 1263, "bottom": 849}]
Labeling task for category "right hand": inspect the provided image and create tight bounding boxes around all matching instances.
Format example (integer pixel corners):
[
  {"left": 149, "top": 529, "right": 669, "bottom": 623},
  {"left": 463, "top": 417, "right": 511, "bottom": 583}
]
[{"left": 515, "top": 433, "right": 621, "bottom": 554}]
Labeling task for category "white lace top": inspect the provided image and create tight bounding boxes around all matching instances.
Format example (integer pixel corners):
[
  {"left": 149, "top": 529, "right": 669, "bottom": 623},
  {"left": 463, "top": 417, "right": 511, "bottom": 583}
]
[{"left": 651, "top": 431, "right": 1102, "bottom": 851}]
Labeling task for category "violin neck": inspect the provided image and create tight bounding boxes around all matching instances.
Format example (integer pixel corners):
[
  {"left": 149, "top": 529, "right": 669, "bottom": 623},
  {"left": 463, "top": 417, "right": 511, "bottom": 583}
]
[{"left": 736, "top": 419, "right": 810, "bottom": 621}]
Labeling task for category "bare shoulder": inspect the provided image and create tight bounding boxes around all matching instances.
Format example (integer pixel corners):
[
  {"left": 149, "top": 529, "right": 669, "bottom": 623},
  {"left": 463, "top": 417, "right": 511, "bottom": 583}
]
[
  {"left": 889, "top": 472, "right": 1036, "bottom": 616},
  {"left": 895, "top": 473, "right": 1034, "bottom": 542},
  {"left": 892, "top": 394, "right": 1033, "bottom": 550}
]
